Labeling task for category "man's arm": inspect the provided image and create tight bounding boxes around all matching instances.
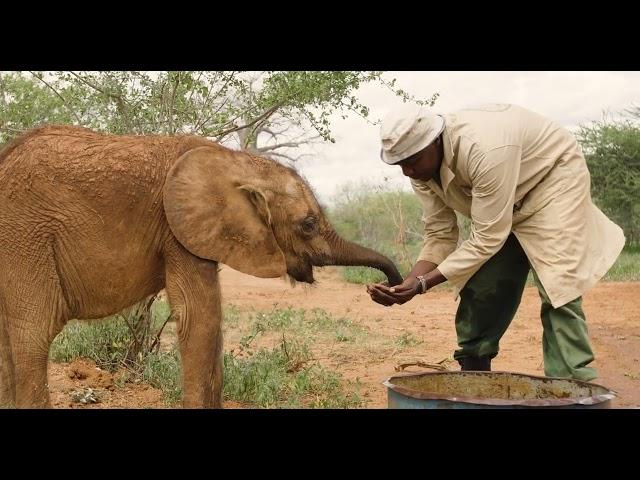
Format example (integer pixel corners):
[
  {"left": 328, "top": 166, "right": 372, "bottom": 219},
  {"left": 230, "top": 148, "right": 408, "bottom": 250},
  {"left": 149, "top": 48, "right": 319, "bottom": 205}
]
[
  {"left": 437, "top": 145, "right": 522, "bottom": 289},
  {"left": 367, "top": 182, "right": 457, "bottom": 306},
  {"left": 412, "top": 180, "right": 459, "bottom": 266}
]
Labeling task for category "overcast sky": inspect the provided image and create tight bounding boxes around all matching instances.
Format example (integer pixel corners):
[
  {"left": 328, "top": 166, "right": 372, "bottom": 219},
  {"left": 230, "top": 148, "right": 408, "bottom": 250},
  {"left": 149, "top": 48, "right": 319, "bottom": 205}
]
[{"left": 294, "top": 71, "right": 640, "bottom": 205}]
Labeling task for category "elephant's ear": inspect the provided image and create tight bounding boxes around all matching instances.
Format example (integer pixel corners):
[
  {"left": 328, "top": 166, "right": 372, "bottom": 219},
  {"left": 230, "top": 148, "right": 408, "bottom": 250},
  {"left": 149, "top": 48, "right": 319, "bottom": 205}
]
[{"left": 163, "top": 146, "right": 287, "bottom": 278}]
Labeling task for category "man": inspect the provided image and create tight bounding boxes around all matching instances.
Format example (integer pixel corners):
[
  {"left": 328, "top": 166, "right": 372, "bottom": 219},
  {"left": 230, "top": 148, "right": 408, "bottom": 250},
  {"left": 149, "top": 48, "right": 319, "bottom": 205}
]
[{"left": 366, "top": 103, "right": 625, "bottom": 381}]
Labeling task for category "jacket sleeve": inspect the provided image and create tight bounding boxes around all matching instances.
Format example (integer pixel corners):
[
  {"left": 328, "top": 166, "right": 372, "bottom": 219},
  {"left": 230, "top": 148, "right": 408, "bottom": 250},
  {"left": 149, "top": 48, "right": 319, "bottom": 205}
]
[
  {"left": 411, "top": 180, "right": 459, "bottom": 265},
  {"left": 437, "top": 145, "right": 522, "bottom": 288}
]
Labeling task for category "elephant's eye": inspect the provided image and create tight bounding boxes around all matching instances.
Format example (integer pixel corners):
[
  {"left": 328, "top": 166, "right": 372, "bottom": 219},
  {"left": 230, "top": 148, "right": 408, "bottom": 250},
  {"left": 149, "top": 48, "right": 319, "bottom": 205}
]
[{"left": 300, "top": 216, "right": 317, "bottom": 235}]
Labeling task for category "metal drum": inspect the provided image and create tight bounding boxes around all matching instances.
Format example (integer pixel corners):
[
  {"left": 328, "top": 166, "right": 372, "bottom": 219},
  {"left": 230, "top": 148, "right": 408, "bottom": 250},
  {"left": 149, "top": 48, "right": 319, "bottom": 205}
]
[{"left": 384, "top": 371, "right": 616, "bottom": 409}]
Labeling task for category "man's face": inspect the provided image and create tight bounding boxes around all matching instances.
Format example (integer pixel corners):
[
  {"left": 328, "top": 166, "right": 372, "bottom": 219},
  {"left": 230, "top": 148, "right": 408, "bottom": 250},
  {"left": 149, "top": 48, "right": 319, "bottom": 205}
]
[{"left": 396, "top": 138, "right": 443, "bottom": 181}]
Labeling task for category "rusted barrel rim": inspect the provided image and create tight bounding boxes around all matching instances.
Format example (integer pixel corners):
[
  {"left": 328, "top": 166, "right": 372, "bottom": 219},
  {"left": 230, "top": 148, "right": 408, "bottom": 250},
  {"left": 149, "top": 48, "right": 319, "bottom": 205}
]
[{"left": 383, "top": 370, "right": 617, "bottom": 407}]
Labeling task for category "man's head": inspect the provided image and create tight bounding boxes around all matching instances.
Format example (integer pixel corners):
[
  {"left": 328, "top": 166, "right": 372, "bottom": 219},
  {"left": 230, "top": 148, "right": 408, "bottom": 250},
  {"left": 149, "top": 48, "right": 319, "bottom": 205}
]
[{"left": 379, "top": 104, "right": 445, "bottom": 182}]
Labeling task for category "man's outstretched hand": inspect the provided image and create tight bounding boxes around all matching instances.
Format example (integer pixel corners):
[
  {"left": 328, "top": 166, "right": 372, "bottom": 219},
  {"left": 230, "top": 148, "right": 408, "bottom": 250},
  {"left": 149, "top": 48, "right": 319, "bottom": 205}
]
[{"left": 366, "top": 277, "right": 422, "bottom": 307}]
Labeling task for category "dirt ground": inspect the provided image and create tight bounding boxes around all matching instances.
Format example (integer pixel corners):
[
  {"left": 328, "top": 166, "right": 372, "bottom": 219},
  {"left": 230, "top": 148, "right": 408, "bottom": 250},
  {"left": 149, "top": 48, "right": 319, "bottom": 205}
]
[{"left": 49, "top": 267, "right": 640, "bottom": 409}]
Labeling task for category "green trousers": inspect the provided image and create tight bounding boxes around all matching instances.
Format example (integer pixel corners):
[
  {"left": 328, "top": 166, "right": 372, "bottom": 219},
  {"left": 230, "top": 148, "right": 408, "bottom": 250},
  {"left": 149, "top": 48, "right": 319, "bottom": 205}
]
[{"left": 453, "top": 234, "right": 597, "bottom": 382}]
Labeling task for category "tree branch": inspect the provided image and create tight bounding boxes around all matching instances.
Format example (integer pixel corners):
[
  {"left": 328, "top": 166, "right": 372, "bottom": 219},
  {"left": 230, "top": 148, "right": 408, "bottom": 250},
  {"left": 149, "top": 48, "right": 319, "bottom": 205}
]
[
  {"left": 28, "top": 71, "right": 83, "bottom": 124},
  {"left": 186, "top": 71, "right": 204, "bottom": 106},
  {"left": 193, "top": 72, "right": 237, "bottom": 133},
  {"left": 68, "top": 71, "right": 133, "bottom": 131},
  {"left": 212, "top": 102, "right": 283, "bottom": 140},
  {"left": 256, "top": 140, "right": 310, "bottom": 152},
  {"left": 167, "top": 72, "right": 181, "bottom": 134},
  {"left": 260, "top": 121, "right": 295, "bottom": 140},
  {"left": 194, "top": 98, "right": 229, "bottom": 134},
  {"left": 261, "top": 127, "right": 280, "bottom": 141},
  {"left": 340, "top": 99, "right": 378, "bottom": 125}
]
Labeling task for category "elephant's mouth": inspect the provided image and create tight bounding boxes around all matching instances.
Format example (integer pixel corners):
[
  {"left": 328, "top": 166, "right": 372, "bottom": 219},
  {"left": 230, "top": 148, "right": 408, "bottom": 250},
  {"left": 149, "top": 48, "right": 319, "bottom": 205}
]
[{"left": 287, "top": 262, "right": 315, "bottom": 284}]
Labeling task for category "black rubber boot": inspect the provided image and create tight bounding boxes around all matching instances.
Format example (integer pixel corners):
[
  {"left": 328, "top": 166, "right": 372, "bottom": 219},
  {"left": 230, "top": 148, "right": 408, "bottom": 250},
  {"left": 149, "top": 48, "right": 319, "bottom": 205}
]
[{"left": 458, "top": 356, "right": 492, "bottom": 372}]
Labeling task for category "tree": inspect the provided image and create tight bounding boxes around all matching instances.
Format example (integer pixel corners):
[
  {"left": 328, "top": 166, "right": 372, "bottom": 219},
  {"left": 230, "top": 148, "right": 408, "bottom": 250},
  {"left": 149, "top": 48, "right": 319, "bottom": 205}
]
[
  {"left": 578, "top": 108, "right": 640, "bottom": 245},
  {"left": 0, "top": 71, "right": 439, "bottom": 164}
]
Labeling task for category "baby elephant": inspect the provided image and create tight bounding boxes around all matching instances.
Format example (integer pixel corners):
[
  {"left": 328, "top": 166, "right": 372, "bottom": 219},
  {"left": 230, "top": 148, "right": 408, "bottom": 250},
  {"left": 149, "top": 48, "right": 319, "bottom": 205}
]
[{"left": 0, "top": 125, "right": 402, "bottom": 408}]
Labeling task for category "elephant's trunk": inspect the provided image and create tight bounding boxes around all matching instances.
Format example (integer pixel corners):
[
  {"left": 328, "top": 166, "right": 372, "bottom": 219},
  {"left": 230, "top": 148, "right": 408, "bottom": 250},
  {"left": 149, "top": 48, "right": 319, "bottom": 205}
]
[{"left": 316, "top": 230, "right": 403, "bottom": 286}]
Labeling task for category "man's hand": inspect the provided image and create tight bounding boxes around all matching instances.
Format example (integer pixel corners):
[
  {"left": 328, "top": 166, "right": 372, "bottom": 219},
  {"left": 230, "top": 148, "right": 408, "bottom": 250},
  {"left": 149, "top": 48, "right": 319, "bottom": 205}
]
[
  {"left": 387, "top": 276, "right": 423, "bottom": 304},
  {"left": 366, "top": 281, "right": 396, "bottom": 307},
  {"left": 366, "top": 277, "right": 422, "bottom": 307},
  {"left": 365, "top": 261, "right": 446, "bottom": 307}
]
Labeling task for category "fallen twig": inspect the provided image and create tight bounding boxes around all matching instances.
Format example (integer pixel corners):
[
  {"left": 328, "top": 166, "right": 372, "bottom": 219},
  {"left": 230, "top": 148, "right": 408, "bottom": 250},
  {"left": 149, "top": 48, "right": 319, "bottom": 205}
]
[{"left": 394, "top": 361, "right": 450, "bottom": 372}]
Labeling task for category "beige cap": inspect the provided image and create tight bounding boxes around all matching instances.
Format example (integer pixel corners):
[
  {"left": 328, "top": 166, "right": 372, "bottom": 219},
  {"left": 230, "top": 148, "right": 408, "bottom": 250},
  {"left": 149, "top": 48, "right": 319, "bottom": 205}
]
[{"left": 379, "top": 104, "right": 445, "bottom": 164}]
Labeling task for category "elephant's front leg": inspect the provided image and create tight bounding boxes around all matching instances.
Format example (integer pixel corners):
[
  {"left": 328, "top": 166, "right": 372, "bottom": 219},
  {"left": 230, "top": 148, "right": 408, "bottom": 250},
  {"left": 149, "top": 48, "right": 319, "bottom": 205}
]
[{"left": 164, "top": 238, "right": 224, "bottom": 408}]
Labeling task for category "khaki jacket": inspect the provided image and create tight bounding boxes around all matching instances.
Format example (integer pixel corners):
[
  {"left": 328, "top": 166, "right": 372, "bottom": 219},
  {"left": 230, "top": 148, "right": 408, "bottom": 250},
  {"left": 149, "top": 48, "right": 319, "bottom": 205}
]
[{"left": 412, "top": 104, "right": 625, "bottom": 308}]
